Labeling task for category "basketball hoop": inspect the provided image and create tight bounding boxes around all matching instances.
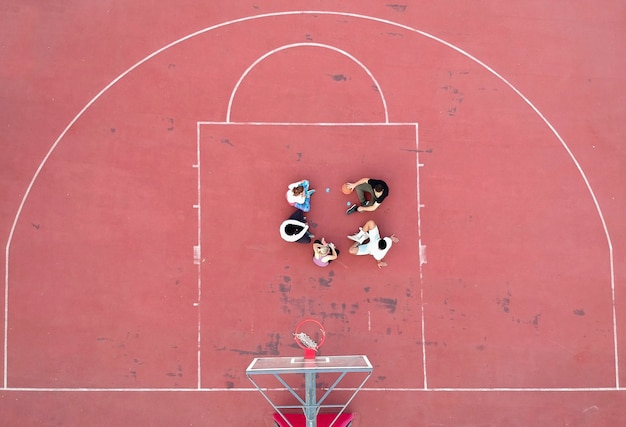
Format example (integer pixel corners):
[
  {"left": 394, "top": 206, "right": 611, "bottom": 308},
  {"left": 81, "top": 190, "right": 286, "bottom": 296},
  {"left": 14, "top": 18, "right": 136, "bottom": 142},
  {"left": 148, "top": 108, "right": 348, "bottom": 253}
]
[
  {"left": 248, "top": 322, "right": 371, "bottom": 427},
  {"left": 293, "top": 318, "right": 326, "bottom": 359}
]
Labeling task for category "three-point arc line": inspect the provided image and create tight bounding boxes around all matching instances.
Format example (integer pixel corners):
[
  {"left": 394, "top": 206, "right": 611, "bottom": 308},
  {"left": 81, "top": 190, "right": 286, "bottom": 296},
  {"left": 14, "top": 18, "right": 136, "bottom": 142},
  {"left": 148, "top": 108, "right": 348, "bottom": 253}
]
[{"left": 3, "top": 10, "right": 618, "bottom": 391}]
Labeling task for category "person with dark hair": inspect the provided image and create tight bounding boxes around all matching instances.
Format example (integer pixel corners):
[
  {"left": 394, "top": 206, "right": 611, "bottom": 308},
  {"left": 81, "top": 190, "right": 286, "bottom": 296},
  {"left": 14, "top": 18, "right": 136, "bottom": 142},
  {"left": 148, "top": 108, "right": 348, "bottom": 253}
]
[
  {"left": 344, "top": 177, "right": 389, "bottom": 215},
  {"left": 286, "top": 179, "right": 316, "bottom": 212},
  {"left": 347, "top": 220, "right": 399, "bottom": 268},
  {"left": 279, "top": 210, "right": 315, "bottom": 244}
]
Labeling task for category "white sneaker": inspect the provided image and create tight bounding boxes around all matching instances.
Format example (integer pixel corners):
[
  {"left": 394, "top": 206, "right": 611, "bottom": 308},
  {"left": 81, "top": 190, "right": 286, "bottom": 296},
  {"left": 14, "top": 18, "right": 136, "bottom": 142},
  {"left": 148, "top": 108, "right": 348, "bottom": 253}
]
[{"left": 347, "top": 228, "right": 368, "bottom": 243}]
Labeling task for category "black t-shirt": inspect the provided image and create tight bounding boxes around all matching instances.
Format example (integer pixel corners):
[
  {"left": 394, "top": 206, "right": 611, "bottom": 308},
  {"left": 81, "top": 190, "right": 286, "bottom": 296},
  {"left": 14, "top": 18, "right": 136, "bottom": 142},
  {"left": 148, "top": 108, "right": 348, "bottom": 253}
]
[{"left": 368, "top": 179, "right": 389, "bottom": 203}]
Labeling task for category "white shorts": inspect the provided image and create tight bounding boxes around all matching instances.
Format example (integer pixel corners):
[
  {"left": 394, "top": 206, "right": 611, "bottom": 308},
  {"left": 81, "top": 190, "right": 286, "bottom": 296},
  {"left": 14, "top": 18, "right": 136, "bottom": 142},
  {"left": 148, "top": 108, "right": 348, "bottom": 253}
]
[
  {"left": 356, "top": 226, "right": 381, "bottom": 256},
  {"left": 356, "top": 226, "right": 392, "bottom": 261}
]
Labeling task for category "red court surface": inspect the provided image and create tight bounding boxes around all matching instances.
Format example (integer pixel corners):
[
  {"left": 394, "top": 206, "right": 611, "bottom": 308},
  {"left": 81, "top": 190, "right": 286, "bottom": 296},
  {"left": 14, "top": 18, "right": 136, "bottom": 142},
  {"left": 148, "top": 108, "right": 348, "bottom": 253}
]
[{"left": 1, "top": 1, "right": 626, "bottom": 426}]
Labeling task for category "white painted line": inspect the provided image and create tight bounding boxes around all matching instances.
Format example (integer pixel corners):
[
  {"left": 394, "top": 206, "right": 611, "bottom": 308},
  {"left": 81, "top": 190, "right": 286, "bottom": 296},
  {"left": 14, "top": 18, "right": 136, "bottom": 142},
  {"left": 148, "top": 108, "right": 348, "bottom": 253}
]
[
  {"left": 419, "top": 245, "right": 427, "bottom": 266},
  {"left": 0, "top": 386, "right": 623, "bottom": 393},
  {"left": 198, "top": 121, "right": 414, "bottom": 126},
  {"left": 195, "top": 121, "right": 203, "bottom": 389},
  {"left": 414, "top": 123, "right": 429, "bottom": 390},
  {"left": 4, "top": 10, "right": 617, "bottom": 390},
  {"left": 193, "top": 246, "right": 201, "bottom": 266},
  {"left": 225, "top": 43, "right": 389, "bottom": 123}
]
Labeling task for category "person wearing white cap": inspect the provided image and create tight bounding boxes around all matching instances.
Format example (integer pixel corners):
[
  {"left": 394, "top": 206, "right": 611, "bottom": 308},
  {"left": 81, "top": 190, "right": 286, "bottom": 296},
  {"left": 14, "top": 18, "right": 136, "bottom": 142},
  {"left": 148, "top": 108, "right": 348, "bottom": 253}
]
[
  {"left": 280, "top": 210, "right": 315, "bottom": 244},
  {"left": 347, "top": 220, "right": 399, "bottom": 268}
]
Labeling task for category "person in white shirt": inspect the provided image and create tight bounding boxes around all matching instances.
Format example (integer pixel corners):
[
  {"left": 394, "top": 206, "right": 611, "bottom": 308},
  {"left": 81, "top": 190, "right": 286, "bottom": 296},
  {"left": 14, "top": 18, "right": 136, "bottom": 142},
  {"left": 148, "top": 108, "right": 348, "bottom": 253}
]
[
  {"left": 347, "top": 220, "right": 399, "bottom": 268},
  {"left": 286, "top": 179, "right": 316, "bottom": 212}
]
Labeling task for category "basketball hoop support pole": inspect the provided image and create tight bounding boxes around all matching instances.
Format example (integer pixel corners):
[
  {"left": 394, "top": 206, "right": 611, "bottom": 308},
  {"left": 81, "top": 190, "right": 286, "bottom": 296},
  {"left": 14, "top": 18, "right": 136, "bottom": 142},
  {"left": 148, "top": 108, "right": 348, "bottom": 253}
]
[{"left": 304, "top": 371, "right": 317, "bottom": 427}]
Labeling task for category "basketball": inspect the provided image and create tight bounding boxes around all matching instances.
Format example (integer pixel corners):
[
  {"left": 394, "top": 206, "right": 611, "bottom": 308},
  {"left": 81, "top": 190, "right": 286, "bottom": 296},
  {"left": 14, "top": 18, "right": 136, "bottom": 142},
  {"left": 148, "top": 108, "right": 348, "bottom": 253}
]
[{"left": 341, "top": 183, "right": 352, "bottom": 194}]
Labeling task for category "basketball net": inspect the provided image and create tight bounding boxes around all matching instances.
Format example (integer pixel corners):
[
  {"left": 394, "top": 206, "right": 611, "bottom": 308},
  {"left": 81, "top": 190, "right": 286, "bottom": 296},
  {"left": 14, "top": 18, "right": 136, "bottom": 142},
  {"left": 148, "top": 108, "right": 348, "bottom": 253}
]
[{"left": 293, "top": 318, "right": 326, "bottom": 359}]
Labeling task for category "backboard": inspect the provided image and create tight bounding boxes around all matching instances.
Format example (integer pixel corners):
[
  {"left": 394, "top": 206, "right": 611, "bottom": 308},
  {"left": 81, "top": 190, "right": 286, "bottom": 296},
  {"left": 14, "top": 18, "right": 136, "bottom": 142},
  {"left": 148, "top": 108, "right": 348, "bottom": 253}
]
[{"left": 246, "top": 355, "right": 372, "bottom": 427}]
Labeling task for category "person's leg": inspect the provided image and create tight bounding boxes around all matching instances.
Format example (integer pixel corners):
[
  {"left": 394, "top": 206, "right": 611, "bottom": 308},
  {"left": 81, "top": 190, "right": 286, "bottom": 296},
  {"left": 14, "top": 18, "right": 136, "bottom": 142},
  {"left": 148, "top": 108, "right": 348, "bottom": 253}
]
[
  {"left": 297, "top": 233, "right": 312, "bottom": 244},
  {"left": 294, "top": 210, "right": 304, "bottom": 221},
  {"left": 348, "top": 242, "right": 360, "bottom": 255},
  {"left": 355, "top": 183, "right": 373, "bottom": 205},
  {"left": 361, "top": 220, "right": 377, "bottom": 233},
  {"left": 289, "top": 209, "right": 305, "bottom": 222},
  {"left": 295, "top": 198, "right": 311, "bottom": 212},
  {"left": 350, "top": 241, "right": 372, "bottom": 256}
]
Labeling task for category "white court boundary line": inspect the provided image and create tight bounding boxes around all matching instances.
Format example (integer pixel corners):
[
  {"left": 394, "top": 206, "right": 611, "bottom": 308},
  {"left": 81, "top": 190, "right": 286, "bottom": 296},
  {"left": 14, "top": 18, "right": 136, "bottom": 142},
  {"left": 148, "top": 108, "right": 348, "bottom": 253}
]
[
  {"left": 3, "top": 10, "right": 618, "bottom": 391},
  {"left": 194, "top": 122, "right": 202, "bottom": 389},
  {"left": 225, "top": 42, "right": 389, "bottom": 123},
  {"left": 1, "top": 386, "right": 624, "bottom": 393},
  {"left": 196, "top": 122, "right": 422, "bottom": 389}
]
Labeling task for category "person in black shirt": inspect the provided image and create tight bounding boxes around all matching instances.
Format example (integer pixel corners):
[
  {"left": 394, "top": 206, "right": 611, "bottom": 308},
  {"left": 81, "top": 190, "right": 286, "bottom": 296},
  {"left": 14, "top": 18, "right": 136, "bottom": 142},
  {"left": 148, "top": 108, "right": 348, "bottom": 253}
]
[{"left": 345, "top": 177, "right": 389, "bottom": 215}]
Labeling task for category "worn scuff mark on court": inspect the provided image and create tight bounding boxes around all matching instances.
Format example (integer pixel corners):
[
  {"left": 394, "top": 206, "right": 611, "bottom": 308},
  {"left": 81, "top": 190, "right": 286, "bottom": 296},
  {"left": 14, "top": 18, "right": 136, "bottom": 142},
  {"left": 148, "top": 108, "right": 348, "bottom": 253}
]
[
  {"left": 220, "top": 138, "right": 233, "bottom": 147},
  {"left": 441, "top": 80, "right": 465, "bottom": 116},
  {"left": 319, "top": 310, "right": 346, "bottom": 321},
  {"left": 224, "top": 369, "right": 238, "bottom": 389},
  {"left": 496, "top": 291, "right": 512, "bottom": 313},
  {"left": 318, "top": 301, "right": 349, "bottom": 322},
  {"left": 166, "top": 364, "right": 183, "bottom": 377},
  {"left": 512, "top": 313, "right": 542, "bottom": 330},
  {"left": 318, "top": 276, "right": 332, "bottom": 288},
  {"left": 400, "top": 147, "right": 432, "bottom": 153},
  {"left": 349, "top": 302, "right": 359, "bottom": 314},
  {"left": 573, "top": 309, "right": 585, "bottom": 316},
  {"left": 330, "top": 74, "right": 347, "bottom": 81},
  {"left": 386, "top": 4, "right": 407, "bottom": 12},
  {"left": 374, "top": 297, "right": 397, "bottom": 314},
  {"left": 277, "top": 279, "right": 291, "bottom": 313},
  {"left": 228, "top": 333, "right": 281, "bottom": 356}
]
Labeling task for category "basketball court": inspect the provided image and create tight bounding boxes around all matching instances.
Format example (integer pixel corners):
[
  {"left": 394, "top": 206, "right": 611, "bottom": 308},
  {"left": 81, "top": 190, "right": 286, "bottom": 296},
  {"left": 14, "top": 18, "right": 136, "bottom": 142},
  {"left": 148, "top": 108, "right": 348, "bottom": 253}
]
[{"left": 1, "top": 1, "right": 625, "bottom": 425}]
